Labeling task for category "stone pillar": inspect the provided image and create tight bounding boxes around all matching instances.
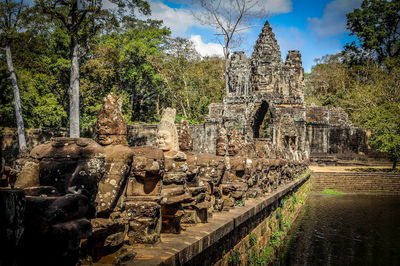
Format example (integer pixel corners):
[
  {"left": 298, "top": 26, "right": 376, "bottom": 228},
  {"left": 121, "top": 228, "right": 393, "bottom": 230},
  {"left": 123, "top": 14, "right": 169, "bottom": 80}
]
[{"left": 322, "top": 126, "right": 328, "bottom": 153}]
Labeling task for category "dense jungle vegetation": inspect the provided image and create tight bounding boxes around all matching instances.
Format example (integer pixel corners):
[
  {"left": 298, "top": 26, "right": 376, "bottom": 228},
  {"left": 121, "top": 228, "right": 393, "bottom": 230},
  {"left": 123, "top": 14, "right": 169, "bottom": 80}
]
[{"left": 0, "top": 0, "right": 225, "bottom": 129}]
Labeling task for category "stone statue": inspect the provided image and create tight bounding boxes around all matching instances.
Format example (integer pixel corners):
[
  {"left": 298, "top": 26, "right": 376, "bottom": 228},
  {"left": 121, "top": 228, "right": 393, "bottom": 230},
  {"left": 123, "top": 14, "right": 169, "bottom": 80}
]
[
  {"left": 96, "top": 93, "right": 127, "bottom": 146},
  {"left": 228, "top": 129, "right": 242, "bottom": 156},
  {"left": 178, "top": 119, "right": 193, "bottom": 152},
  {"left": 156, "top": 108, "right": 179, "bottom": 152},
  {"left": 216, "top": 126, "right": 228, "bottom": 156}
]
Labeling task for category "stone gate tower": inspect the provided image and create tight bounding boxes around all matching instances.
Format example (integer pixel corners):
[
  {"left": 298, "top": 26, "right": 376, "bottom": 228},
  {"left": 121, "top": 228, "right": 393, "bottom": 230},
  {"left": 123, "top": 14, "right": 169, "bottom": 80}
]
[{"left": 207, "top": 21, "right": 307, "bottom": 155}]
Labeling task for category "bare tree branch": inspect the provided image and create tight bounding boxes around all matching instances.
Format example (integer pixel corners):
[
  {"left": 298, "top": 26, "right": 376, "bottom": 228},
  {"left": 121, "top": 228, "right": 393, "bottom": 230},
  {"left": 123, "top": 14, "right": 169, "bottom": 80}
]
[{"left": 192, "top": 0, "right": 269, "bottom": 94}]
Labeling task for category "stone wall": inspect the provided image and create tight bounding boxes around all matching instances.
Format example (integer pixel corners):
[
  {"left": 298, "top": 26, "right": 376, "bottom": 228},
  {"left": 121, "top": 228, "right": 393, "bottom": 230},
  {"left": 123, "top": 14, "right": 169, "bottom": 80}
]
[
  {"left": 312, "top": 172, "right": 400, "bottom": 194},
  {"left": 188, "top": 173, "right": 312, "bottom": 265},
  {"left": 1, "top": 127, "right": 68, "bottom": 162},
  {"left": 306, "top": 106, "right": 367, "bottom": 155}
]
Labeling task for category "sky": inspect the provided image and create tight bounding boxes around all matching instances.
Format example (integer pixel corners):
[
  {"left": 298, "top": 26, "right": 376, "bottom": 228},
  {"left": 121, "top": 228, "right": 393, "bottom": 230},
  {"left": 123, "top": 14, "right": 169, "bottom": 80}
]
[{"left": 145, "top": 0, "right": 363, "bottom": 73}]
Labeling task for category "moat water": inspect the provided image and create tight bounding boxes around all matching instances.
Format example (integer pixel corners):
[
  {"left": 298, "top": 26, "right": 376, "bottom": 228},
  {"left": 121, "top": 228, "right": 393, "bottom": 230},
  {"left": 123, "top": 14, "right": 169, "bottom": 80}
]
[{"left": 277, "top": 194, "right": 400, "bottom": 266}]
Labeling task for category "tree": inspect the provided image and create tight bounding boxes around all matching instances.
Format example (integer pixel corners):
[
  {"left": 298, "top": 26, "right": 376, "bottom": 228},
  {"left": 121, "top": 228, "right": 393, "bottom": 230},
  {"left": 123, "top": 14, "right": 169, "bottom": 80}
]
[
  {"left": 346, "top": 0, "right": 400, "bottom": 63},
  {"left": 117, "top": 19, "right": 169, "bottom": 122},
  {"left": 365, "top": 103, "right": 400, "bottom": 169},
  {"left": 305, "top": 54, "right": 353, "bottom": 108},
  {"left": 0, "top": 0, "right": 29, "bottom": 150},
  {"left": 36, "top": 0, "right": 150, "bottom": 137},
  {"left": 152, "top": 37, "right": 225, "bottom": 123},
  {"left": 155, "top": 37, "right": 201, "bottom": 119},
  {"left": 193, "top": 0, "right": 268, "bottom": 94}
]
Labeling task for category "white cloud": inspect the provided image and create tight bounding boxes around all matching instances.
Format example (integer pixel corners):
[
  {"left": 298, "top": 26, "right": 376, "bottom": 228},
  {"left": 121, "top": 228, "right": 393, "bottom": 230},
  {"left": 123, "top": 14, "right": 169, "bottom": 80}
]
[
  {"left": 148, "top": 0, "right": 293, "bottom": 37},
  {"left": 166, "top": 0, "right": 293, "bottom": 14},
  {"left": 308, "top": 0, "right": 362, "bottom": 38},
  {"left": 262, "top": 0, "right": 292, "bottom": 14},
  {"left": 150, "top": 1, "right": 213, "bottom": 36},
  {"left": 189, "top": 35, "right": 224, "bottom": 57}
]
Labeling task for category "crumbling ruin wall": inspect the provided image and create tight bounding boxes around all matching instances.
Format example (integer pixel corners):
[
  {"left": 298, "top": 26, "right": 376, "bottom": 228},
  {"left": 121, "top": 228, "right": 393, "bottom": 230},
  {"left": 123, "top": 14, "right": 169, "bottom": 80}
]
[
  {"left": 0, "top": 127, "right": 68, "bottom": 162},
  {"left": 306, "top": 106, "right": 367, "bottom": 155}
]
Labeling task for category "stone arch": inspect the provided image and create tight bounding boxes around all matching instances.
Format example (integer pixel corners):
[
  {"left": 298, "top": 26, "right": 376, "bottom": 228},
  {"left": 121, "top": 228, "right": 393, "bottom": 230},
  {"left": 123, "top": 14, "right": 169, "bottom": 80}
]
[{"left": 252, "top": 100, "right": 274, "bottom": 139}]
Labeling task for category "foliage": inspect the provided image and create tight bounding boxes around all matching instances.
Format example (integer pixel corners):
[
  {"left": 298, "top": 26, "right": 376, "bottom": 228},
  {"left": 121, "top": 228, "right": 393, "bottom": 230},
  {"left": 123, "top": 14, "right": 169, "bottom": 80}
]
[
  {"left": 321, "top": 189, "right": 343, "bottom": 196},
  {"left": 364, "top": 103, "right": 400, "bottom": 168},
  {"left": 228, "top": 249, "right": 241, "bottom": 266},
  {"left": 0, "top": 2, "right": 225, "bottom": 130},
  {"left": 346, "top": 0, "right": 400, "bottom": 63},
  {"left": 283, "top": 220, "right": 291, "bottom": 229},
  {"left": 154, "top": 37, "right": 225, "bottom": 123},
  {"left": 234, "top": 199, "right": 244, "bottom": 207},
  {"left": 276, "top": 207, "right": 283, "bottom": 231},
  {"left": 249, "top": 233, "right": 258, "bottom": 247},
  {"left": 269, "top": 230, "right": 284, "bottom": 248},
  {"left": 0, "top": 0, "right": 33, "bottom": 44}
]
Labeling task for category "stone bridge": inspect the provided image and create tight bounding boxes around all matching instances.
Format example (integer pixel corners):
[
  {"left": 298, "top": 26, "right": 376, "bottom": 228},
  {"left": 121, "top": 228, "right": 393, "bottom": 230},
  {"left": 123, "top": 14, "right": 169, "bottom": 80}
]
[{"left": 0, "top": 20, "right": 372, "bottom": 265}]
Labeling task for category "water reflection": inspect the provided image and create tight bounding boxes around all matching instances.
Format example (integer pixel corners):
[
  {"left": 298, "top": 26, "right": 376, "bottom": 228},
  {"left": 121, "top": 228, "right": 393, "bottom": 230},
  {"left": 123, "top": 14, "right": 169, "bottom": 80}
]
[{"left": 278, "top": 194, "right": 400, "bottom": 266}]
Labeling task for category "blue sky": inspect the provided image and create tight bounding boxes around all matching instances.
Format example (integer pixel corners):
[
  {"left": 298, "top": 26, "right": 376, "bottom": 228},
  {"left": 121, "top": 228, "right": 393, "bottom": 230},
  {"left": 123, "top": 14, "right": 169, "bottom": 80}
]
[{"left": 146, "top": 0, "right": 363, "bottom": 72}]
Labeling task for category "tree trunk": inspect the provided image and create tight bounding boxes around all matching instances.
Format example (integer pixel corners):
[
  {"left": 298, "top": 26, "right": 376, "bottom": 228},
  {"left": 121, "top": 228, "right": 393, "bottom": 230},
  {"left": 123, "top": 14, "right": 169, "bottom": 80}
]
[
  {"left": 69, "top": 36, "right": 80, "bottom": 138},
  {"left": 224, "top": 52, "right": 229, "bottom": 95},
  {"left": 5, "top": 43, "right": 26, "bottom": 150},
  {"left": 183, "top": 79, "right": 190, "bottom": 119},
  {"left": 156, "top": 94, "right": 160, "bottom": 118},
  {"left": 393, "top": 159, "right": 398, "bottom": 170},
  {"left": 224, "top": 35, "right": 230, "bottom": 95}
]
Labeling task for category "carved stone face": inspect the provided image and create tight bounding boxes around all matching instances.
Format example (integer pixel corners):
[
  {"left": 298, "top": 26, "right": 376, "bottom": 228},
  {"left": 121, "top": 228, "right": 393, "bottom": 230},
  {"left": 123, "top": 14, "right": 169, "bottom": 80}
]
[{"left": 156, "top": 130, "right": 172, "bottom": 151}]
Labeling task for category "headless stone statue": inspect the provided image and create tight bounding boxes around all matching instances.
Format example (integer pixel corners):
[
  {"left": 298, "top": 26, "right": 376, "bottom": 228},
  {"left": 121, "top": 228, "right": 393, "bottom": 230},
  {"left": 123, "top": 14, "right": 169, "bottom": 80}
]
[
  {"left": 178, "top": 119, "right": 192, "bottom": 152},
  {"left": 96, "top": 93, "right": 127, "bottom": 146}
]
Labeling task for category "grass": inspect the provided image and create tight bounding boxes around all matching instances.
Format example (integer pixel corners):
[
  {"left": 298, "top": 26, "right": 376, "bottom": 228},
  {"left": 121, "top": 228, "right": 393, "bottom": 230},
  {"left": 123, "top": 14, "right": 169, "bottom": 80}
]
[
  {"left": 234, "top": 199, "right": 244, "bottom": 207},
  {"left": 321, "top": 189, "right": 343, "bottom": 195}
]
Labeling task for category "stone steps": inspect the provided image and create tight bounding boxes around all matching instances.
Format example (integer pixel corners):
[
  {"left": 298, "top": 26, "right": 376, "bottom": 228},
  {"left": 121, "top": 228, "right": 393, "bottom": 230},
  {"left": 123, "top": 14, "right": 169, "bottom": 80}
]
[{"left": 311, "top": 172, "right": 400, "bottom": 194}]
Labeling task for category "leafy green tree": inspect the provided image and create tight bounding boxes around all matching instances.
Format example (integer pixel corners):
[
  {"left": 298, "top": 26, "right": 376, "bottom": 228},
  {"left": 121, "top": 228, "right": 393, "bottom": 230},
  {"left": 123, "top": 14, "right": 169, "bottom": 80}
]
[
  {"left": 154, "top": 37, "right": 225, "bottom": 123},
  {"left": 35, "top": 0, "right": 150, "bottom": 137},
  {"left": 80, "top": 42, "right": 120, "bottom": 127},
  {"left": 346, "top": 0, "right": 400, "bottom": 63},
  {"left": 117, "top": 19, "right": 169, "bottom": 122},
  {"left": 365, "top": 103, "right": 400, "bottom": 169},
  {"left": 305, "top": 54, "right": 352, "bottom": 108},
  {"left": 156, "top": 37, "right": 201, "bottom": 119}
]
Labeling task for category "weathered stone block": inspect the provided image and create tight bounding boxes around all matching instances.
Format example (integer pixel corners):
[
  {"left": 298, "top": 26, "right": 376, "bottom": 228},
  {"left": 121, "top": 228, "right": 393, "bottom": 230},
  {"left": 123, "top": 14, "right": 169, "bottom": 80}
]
[{"left": 125, "top": 200, "right": 161, "bottom": 244}]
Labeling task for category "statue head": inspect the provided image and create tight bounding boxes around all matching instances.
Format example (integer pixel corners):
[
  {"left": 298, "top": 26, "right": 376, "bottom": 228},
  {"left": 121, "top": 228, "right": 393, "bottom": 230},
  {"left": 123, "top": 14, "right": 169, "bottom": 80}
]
[
  {"left": 156, "top": 130, "right": 173, "bottom": 151},
  {"left": 156, "top": 108, "right": 179, "bottom": 152}
]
